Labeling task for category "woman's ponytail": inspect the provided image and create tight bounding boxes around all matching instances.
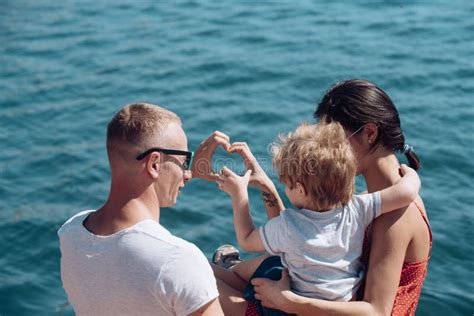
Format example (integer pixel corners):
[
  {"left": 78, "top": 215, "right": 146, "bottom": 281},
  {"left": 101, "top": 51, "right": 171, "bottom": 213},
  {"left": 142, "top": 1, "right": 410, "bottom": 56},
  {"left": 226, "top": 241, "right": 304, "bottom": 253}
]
[{"left": 402, "top": 144, "right": 421, "bottom": 171}]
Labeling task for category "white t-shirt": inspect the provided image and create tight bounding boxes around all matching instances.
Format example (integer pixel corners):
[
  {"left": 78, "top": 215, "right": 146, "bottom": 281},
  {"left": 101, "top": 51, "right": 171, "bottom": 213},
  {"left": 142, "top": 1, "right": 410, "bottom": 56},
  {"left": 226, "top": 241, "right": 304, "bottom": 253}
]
[
  {"left": 58, "top": 210, "right": 218, "bottom": 316},
  {"left": 260, "top": 192, "right": 382, "bottom": 301}
]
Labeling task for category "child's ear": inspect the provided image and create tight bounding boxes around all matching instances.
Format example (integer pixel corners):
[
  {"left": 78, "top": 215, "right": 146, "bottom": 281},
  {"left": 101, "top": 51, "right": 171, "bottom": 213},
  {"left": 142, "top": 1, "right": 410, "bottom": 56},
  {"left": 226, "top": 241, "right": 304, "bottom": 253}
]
[{"left": 296, "top": 182, "right": 307, "bottom": 196}]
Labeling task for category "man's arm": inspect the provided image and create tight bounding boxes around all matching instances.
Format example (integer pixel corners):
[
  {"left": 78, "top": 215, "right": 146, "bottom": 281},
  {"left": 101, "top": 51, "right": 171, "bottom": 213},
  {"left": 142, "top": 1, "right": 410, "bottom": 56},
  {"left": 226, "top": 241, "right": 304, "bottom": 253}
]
[
  {"left": 379, "top": 164, "right": 420, "bottom": 214},
  {"left": 189, "top": 298, "right": 224, "bottom": 316},
  {"left": 159, "top": 244, "right": 224, "bottom": 316}
]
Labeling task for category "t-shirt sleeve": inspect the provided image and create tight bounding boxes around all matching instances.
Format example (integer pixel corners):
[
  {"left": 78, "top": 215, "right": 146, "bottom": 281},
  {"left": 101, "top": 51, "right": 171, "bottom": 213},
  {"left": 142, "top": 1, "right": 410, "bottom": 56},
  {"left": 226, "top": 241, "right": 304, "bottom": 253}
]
[
  {"left": 351, "top": 192, "right": 382, "bottom": 227},
  {"left": 259, "top": 211, "right": 288, "bottom": 256},
  {"left": 154, "top": 244, "right": 219, "bottom": 316}
]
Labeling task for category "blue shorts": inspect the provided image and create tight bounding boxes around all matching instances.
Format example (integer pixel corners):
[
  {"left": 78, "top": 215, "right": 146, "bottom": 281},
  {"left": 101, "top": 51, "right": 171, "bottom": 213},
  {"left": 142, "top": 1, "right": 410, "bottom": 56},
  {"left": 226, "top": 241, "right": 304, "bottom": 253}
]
[{"left": 243, "top": 256, "right": 294, "bottom": 316}]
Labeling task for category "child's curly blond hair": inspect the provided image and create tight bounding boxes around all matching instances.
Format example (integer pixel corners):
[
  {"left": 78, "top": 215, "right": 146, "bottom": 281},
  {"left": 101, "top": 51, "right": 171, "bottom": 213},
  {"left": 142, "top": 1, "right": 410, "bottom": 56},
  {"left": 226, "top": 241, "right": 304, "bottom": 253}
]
[{"left": 272, "top": 121, "right": 357, "bottom": 211}]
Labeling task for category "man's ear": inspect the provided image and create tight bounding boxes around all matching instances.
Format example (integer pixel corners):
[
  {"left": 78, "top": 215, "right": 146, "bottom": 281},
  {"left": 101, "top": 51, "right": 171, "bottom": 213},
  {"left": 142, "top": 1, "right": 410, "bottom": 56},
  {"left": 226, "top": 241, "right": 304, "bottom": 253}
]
[
  {"left": 296, "top": 182, "right": 307, "bottom": 196},
  {"left": 146, "top": 152, "right": 161, "bottom": 179},
  {"left": 363, "top": 122, "right": 379, "bottom": 145}
]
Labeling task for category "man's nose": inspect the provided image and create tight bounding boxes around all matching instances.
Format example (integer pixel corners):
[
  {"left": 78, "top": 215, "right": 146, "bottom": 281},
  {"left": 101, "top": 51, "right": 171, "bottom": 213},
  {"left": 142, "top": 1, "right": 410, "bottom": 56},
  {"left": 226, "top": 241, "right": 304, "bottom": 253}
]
[{"left": 183, "top": 170, "right": 192, "bottom": 183}]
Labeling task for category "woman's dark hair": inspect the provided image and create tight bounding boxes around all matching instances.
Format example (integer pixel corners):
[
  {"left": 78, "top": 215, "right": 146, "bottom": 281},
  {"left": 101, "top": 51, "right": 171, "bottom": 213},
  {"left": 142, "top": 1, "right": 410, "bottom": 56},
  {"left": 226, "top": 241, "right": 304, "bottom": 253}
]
[{"left": 314, "top": 79, "right": 421, "bottom": 170}]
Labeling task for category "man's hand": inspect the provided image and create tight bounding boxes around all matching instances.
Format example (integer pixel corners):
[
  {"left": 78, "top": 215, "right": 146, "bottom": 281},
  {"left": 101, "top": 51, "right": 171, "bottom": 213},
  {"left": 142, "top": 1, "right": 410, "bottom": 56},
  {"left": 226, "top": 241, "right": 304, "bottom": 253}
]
[{"left": 192, "top": 131, "right": 231, "bottom": 182}]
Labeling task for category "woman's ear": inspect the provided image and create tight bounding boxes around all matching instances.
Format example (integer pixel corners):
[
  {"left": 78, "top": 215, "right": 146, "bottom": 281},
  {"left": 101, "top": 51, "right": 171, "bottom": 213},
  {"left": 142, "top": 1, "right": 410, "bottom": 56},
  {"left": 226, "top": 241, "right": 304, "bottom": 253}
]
[
  {"left": 363, "top": 122, "right": 379, "bottom": 145},
  {"left": 146, "top": 152, "right": 161, "bottom": 179}
]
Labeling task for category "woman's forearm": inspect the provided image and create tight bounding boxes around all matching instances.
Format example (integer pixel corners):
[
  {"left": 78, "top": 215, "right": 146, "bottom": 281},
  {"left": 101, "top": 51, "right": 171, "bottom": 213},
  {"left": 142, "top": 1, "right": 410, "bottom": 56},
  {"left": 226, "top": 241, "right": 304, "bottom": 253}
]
[{"left": 282, "top": 293, "right": 376, "bottom": 316}]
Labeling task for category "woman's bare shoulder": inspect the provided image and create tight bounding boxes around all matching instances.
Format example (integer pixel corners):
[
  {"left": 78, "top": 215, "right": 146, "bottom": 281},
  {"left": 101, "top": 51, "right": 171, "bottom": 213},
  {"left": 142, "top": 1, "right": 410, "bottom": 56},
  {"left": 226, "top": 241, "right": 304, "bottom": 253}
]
[
  {"left": 371, "top": 196, "right": 430, "bottom": 261},
  {"left": 372, "top": 200, "right": 424, "bottom": 237},
  {"left": 375, "top": 196, "right": 426, "bottom": 225}
]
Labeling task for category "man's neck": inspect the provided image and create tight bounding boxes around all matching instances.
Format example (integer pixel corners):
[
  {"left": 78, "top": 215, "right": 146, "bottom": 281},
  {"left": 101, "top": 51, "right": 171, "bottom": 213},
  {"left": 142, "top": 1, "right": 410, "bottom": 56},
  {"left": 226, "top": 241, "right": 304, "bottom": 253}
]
[{"left": 84, "top": 186, "right": 160, "bottom": 236}]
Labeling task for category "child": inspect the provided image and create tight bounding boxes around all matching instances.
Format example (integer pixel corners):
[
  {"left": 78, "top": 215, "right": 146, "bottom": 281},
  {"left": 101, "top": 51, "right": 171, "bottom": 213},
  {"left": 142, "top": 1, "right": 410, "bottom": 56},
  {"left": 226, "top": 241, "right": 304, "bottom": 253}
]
[{"left": 217, "top": 122, "right": 421, "bottom": 301}]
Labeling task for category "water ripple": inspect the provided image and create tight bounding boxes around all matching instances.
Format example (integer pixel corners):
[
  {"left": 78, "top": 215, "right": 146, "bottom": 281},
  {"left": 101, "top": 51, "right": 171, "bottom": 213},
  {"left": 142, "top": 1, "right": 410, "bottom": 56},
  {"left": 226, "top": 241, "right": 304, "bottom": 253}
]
[{"left": 1, "top": 1, "right": 473, "bottom": 314}]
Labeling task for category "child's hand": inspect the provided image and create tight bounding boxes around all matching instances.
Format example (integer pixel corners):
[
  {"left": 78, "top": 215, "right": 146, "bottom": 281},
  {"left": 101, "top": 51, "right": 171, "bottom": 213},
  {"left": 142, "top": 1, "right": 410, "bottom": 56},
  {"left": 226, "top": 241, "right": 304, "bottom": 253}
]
[
  {"left": 380, "top": 164, "right": 421, "bottom": 214},
  {"left": 399, "top": 164, "right": 414, "bottom": 176},
  {"left": 229, "top": 142, "right": 270, "bottom": 189},
  {"left": 217, "top": 166, "right": 252, "bottom": 197},
  {"left": 399, "top": 164, "right": 421, "bottom": 190}
]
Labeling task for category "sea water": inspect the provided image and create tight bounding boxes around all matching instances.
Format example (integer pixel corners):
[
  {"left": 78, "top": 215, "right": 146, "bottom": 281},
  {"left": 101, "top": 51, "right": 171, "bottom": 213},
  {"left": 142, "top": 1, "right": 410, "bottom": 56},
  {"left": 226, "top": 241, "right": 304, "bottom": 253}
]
[{"left": 1, "top": 1, "right": 473, "bottom": 314}]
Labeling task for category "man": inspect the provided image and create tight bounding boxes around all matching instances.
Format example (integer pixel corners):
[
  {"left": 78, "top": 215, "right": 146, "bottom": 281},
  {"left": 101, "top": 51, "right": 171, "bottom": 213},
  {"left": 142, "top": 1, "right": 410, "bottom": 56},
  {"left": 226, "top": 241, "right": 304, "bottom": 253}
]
[{"left": 59, "top": 103, "right": 228, "bottom": 315}]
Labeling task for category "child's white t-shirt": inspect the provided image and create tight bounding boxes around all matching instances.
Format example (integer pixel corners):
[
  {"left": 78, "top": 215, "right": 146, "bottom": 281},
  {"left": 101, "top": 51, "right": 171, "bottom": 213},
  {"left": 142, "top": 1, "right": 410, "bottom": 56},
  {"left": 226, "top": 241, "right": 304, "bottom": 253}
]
[{"left": 260, "top": 192, "right": 382, "bottom": 301}]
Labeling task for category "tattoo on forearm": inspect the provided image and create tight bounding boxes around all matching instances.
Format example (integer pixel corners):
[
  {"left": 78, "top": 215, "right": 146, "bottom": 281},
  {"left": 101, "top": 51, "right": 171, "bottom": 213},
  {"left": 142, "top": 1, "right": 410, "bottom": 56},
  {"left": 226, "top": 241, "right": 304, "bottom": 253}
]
[{"left": 262, "top": 192, "right": 278, "bottom": 207}]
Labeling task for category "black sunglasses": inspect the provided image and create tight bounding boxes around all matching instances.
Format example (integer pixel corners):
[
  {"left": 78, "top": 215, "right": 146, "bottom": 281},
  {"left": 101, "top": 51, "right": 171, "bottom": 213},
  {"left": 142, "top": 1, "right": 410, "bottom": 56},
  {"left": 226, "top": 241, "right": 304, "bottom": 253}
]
[{"left": 136, "top": 147, "right": 194, "bottom": 170}]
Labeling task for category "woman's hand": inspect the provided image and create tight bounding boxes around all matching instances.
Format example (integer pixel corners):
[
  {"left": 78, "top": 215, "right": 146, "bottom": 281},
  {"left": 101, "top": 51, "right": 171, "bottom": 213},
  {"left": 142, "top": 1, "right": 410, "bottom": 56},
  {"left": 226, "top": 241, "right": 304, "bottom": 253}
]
[
  {"left": 192, "top": 131, "right": 231, "bottom": 182},
  {"left": 217, "top": 167, "right": 252, "bottom": 198},
  {"left": 251, "top": 268, "right": 294, "bottom": 312},
  {"left": 228, "top": 142, "right": 271, "bottom": 190}
]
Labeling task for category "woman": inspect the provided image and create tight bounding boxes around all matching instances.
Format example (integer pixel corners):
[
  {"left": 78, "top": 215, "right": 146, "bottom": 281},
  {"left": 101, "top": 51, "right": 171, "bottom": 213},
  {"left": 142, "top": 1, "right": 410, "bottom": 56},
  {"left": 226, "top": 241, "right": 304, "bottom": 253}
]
[{"left": 206, "top": 79, "right": 431, "bottom": 316}]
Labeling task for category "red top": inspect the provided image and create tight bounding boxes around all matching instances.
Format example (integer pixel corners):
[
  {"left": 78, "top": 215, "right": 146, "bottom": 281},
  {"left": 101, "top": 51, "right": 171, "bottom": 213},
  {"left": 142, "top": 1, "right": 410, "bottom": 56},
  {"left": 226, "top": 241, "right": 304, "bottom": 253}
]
[{"left": 360, "top": 201, "right": 432, "bottom": 316}]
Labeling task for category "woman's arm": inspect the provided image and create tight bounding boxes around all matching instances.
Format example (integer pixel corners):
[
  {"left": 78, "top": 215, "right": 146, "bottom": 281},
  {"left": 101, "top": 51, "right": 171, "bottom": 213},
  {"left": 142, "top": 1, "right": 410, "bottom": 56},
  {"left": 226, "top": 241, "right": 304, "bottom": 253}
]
[
  {"left": 253, "top": 207, "right": 414, "bottom": 316},
  {"left": 229, "top": 142, "right": 285, "bottom": 219},
  {"left": 359, "top": 207, "right": 412, "bottom": 315},
  {"left": 253, "top": 268, "right": 375, "bottom": 315}
]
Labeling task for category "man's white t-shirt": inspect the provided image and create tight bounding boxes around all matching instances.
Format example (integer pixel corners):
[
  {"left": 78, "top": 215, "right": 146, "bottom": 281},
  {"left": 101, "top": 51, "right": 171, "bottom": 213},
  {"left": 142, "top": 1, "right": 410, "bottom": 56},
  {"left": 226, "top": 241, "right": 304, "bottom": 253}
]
[
  {"left": 260, "top": 192, "right": 382, "bottom": 301},
  {"left": 58, "top": 210, "right": 218, "bottom": 316}
]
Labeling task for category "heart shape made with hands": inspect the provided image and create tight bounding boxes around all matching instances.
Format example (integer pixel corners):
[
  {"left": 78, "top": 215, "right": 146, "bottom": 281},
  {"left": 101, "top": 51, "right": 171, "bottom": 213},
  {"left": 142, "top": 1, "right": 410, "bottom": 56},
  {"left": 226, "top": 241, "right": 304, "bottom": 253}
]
[
  {"left": 191, "top": 132, "right": 260, "bottom": 182},
  {"left": 196, "top": 143, "right": 248, "bottom": 180}
]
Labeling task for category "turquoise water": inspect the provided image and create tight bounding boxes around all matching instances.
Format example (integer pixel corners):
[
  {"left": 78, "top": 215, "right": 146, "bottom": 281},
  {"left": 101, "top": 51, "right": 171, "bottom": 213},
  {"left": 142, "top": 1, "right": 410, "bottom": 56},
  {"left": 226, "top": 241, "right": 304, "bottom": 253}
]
[{"left": 1, "top": 1, "right": 473, "bottom": 315}]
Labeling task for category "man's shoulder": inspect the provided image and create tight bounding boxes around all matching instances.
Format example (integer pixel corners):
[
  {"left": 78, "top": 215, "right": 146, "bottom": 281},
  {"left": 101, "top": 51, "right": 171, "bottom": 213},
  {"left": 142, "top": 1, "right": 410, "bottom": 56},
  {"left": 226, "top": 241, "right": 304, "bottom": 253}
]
[
  {"left": 133, "top": 222, "right": 207, "bottom": 261},
  {"left": 134, "top": 221, "right": 195, "bottom": 249},
  {"left": 135, "top": 224, "right": 213, "bottom": 283},
  {"left": 58, "top": 209, "right": 94, "bottom": 237}
]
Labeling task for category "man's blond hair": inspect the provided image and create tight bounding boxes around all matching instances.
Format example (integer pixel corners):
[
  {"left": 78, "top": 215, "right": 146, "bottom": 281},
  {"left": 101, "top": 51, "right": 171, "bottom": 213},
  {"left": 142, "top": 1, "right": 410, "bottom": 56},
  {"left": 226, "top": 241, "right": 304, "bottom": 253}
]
[
  {"left": 106, "top": 103, "right": 181, "bottom": 158},
  {"left": 273, "top": 122, "right": 357, "bottom": 210}
]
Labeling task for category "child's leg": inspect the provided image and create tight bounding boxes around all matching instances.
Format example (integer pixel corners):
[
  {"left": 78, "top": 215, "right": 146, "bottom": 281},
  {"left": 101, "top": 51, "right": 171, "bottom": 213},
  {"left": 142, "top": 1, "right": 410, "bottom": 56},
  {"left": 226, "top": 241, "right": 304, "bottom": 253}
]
[
  {"left": 213, "top": 255, "right": 285, "bottom": 316},
  {"left": 212, "top": 254, "right": 271, "bottom": 291},
  {"left": 215, "top": 278, "right": 248, "bottom": 316},
  {"left": 231, "top": 254, "right": 271, "bottom": 283},
  {"left": 212, "top": 263, "right": 247, "bottom": 291}
]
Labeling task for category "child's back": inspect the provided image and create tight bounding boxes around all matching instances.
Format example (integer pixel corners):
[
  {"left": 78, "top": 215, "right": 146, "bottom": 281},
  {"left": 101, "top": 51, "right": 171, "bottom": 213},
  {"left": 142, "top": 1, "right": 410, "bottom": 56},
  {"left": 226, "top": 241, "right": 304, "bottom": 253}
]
[{"left": 261, "top": 193, "right": 381, "bottom": 301}]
